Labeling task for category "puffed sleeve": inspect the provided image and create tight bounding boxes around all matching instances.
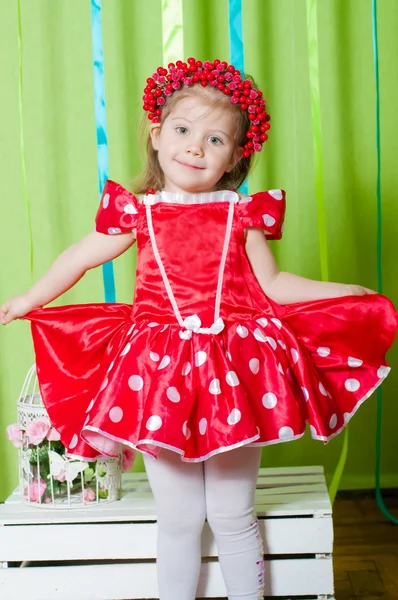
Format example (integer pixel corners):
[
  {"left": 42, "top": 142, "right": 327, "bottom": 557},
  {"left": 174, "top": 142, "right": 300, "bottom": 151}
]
[
  {"left": 236, "top": 189, "right": 286, "bottom": 240},
  {"left": 95, "top": 180, "right": 140, "bottom": 234}
]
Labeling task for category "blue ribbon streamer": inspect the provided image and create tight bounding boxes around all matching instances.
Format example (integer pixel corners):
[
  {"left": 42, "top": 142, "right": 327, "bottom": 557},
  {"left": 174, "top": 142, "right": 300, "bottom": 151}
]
[
  {"left": 228, "top": 0, "right": 248, "bottom": 195},
  {"left": 91, "top": 0, "right": 115, "bottom": 303}
]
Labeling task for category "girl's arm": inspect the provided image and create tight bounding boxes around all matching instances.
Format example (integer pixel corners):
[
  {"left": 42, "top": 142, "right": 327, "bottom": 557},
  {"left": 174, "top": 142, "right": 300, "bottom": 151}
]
[
  {"left": 0, "top": 231, "right": 136, "bottom": 324},
  {"left": 245, "top": 228, "right": 374, "bottom": 304}
]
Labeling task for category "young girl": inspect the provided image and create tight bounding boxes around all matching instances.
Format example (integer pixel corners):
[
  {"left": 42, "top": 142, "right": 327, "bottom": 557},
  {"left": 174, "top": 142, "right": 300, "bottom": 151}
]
[{"left": 1, "top": 57, "right": 397, "bottom": 600}]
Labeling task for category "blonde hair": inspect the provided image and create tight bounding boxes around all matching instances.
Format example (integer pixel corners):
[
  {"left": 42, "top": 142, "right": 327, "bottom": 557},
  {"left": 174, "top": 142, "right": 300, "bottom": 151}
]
[{"left": 132, "top": 82, "right": 258, "bottom": 195}]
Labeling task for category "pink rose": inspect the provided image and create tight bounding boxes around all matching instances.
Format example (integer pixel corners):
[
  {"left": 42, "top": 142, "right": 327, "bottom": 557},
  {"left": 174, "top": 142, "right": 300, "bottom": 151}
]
[
  {"left": 23, "top": 478, "right": 47, "bottom": 502},
  {"left": 6, "top": 423, "right": 23, "bottom": 448},
  {"left": 80, "top": 488, "right": 96, "bottom": 502},
  {"left": 26, "top": 418, "right": 51, "bottom": 445},
  {"left": 121, "top": 446, "right": 135, "bottom": 472},
  {"left": 47, "top": 427, "right": 61, "bottom": 441}
]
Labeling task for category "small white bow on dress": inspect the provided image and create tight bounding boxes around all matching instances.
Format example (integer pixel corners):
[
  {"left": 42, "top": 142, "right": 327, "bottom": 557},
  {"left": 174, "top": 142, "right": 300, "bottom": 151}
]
[{"left": 179, "top": 314, "right": 225, "bottom": 339}]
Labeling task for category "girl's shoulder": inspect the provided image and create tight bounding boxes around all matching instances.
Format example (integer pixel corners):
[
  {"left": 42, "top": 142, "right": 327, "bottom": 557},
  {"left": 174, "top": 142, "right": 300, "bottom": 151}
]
[{"left": 235, "top": 189, "right": 286, "bottom": 240}]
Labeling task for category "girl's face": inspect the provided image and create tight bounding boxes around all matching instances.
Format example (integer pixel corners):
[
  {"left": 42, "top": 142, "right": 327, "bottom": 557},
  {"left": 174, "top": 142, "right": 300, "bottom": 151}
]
[{"left": 149, "top": 96, "right": 243, "bottom": 193}]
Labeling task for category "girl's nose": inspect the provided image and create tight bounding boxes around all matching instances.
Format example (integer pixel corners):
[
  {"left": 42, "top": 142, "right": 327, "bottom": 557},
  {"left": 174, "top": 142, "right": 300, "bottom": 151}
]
[{"left": 186, "top": 141, "right": 204, "bottom": 157}]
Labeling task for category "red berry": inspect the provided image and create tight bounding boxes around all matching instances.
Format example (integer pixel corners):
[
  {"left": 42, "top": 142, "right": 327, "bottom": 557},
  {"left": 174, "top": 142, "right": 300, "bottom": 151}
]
[
  {"left": 241, "top": 103, "right": 247, "bottom": 110},
  {"left": 214, "top": 59, "right": 220, "bottom": 65},
  {"left": 227, "top": 65, "right": 235, "bottom": 73},
  {"left": 200, "top": 80, "right": 208, "bottom": 87},
  {"left": 217, "top": 75, "right": 225, "bottom": 83},
  {"left": 217, "top": 83, "right": 225, "bottom": 91}
]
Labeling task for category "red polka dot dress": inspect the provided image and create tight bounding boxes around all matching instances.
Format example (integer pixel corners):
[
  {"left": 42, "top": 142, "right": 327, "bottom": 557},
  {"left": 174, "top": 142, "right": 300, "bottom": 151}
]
[{"left": 25, "top": 181, "right": 397, "bottom": 462}]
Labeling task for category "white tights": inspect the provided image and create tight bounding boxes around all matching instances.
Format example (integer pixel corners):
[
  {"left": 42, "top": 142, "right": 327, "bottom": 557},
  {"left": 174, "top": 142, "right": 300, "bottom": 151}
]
[{"left": 143, "top": 446, "right": 264, "bottom": 600}]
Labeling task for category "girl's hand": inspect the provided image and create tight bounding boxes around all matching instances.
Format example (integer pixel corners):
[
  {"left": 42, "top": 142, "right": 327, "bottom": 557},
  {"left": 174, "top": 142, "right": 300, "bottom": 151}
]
[
  {"left": 0, "top": 295, "right": 37, "bottom": 325},
  {"left": 346, "top": 284, "right": 377, "bottom": 296}
]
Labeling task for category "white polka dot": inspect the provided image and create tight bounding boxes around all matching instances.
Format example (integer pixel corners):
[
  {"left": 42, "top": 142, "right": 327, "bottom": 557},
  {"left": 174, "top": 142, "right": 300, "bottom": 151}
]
[
  {"left": 69, "top": 434, "right": 78, "bottom": 449},
  {"left": 300, "top": 387, "right": 309, "bottom": 401},
  {"left": 199, "top": 418, "right": 207, "bottom": 435},
  {"left": 123, "top": 203, "right": 137, "bottom": 214},
  {"left": 345, "top": 379, "right": 360, "bottom": 392},
  {"left": 262, "top": 392, "right": 277, "bottom": 409},
  {"left": 166, "top": 387, "right": 180, "bottom": 403},
  {"left": 108, "top": 227, "right": 122, "bottom": 234},
  {"left": 127, "top": 324, "right": 135, "bottom": 336},
  {"left": 319, "top": 382, "right": 328, "bottom": 396},
  {"left": 253, "top": 328, "right": 267, "bottom": 342},
  {"left": 270, "top": 318, "right": 282, "bottom": 329},
  {"left": 329, "top": 414, "right": 337, "bottom": 429},
  {"left": 278, "top": 426, "right": 294, "bottom": 440},
  {"left": 158, "top": 355, "right": 171, "bottom": 370},
  {"left": 348, "top": 357, "right": 363, "bottom": 368},
  {"left": 344, "top": 412, "right": 351, "bottom": 423},
  {"left": 268, "top": 189, "right": 283, "bottom": 200},
  {"left": 120, "top": 342, "right": 131, "bottom": 356},
  {"left": 195, "top": 351, "right": 207, "bottom": 367},
  {"left": 160, "top": 324, "right": 169, "bottom": 332},
  {"left": 227, "top": 408, "right": 241, "bottom": 425},
  {"left": 109, "top": 406, "right": 123, "bottom": 423},
  {"left": 99, "top": 377, "right": 108, "bottom": 391},
  {"left": 249, "top": 358, "right": 260, "bottom": 374},
  {"left": 317, "top": 347, "right": 330, "bottom": 357},
  {"left": 146, "top": 415, "right": 162, "bottom": 431},
  {"left": 237, "top": 325, "right": 249, "bottom": 338},
  {"left": 278, "top": 362, "right": 284, "bottom": 374},
  {"left": 278, "top": 340, "right": 286, "bottom": 350},
  {"left": 377, "top": 366, "right": 389, "bottom": 378},
  {"left": 84, "top": 415, "right": 90, "bottom": 427},
  {"left": 149, "top": 351, "right": 160, "bottom": 362},
  {"left": 226, "top": 371, "right": 240, "bottom": 387},
  {"left": 148, "top": 322, "right": 159, "bottom": 328},
  {"left": 209, "top": 379, "right": 222, "bottom": 394},
  {"left": 256, "top": 318, "right": 268, "bottom": 327},
  {"left": 290, "top": 348, "right": 299, "bottom": 364},
  {"left": 86, "top": 399, "right": 95, "bottom": 413},
  {"left": 263, "top": 214, "right": 276, "bottom": 227},
  {"left": 266, "top": 336, "right": 277, "bottom": 351},
  {"left": 182, "top": 362, "right": 191, "bottom": 376},
  {"left": 128, "top": 375, "right": 144, "bottom": 391},
  {"left": 182, "top": 421, "right": 191, "bottom": 439},
  {"left": 226, "top": 351, "right": 232, "bottom": 361},
  {"left": 310, "top": 425, "right": 317, "bottom": 437},
  {"left": 106, "top": 360, "right": 115, "bottom": 373},
  {"left": 102, "top": 193, "right": 110, "bottom": 208}
]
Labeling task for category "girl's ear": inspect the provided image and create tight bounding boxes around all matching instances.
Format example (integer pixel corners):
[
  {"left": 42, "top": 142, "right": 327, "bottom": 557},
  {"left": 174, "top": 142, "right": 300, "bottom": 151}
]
[
  {"left": 149, "top": 123, "right": 161, "bottom": 150},
  {"left": 226, "top": 146, "right": 244, "bottom": 173}
]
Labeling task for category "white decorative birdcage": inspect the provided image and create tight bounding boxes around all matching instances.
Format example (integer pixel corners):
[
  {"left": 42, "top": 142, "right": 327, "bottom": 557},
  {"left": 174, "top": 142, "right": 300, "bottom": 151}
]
[{"left": 14, "top": 365, "right": 122, "bottom": 509}]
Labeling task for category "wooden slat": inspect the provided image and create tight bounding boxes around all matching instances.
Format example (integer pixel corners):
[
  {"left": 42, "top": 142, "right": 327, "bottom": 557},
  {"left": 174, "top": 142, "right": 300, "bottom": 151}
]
[
  {"left": 0, "top": 558, "right": 334, "bottom": 599},
  {"left": 0, "top": 515, "right": 333, "bottom": 562}
]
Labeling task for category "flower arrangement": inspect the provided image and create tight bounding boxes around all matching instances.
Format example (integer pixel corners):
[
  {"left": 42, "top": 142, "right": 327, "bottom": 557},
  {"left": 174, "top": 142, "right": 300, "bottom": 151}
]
[{"left": 7, "top": 417, "right": 135, "bottom": 506}]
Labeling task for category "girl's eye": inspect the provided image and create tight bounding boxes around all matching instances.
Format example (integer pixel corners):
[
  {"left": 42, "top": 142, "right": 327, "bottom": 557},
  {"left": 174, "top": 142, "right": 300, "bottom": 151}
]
[
  {"left": 208, "top": 136, "right": 222, "bottom": 145},
  {"left": 176, "top": 126, "right": 189, "bottom": 135}
]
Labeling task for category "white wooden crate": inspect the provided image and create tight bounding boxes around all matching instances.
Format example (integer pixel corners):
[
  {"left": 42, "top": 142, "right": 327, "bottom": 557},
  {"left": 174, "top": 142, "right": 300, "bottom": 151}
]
[{"left": 0, "top": 465, "right": 334, "bottom": 600}]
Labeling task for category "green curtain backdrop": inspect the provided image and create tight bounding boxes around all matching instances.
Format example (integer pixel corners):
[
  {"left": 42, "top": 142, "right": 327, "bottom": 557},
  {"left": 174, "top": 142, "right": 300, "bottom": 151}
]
[{"left": 0, "top": 0, "right": 397, "bottom": 502}]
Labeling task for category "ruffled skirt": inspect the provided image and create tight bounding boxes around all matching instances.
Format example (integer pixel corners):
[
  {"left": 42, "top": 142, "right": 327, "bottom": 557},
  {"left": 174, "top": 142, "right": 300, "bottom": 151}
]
[{"left": 24, "top": 294, "right": 397, "bottom": 462}]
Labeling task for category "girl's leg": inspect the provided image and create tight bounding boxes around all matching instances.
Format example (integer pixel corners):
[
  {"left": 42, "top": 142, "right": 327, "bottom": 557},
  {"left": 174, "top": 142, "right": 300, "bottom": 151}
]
[
  {"left": 204, "top": 446, "right": 264, "bottom": 600},
  {"left": 143, "top": 450, "right": 206, "bottom": 600}
]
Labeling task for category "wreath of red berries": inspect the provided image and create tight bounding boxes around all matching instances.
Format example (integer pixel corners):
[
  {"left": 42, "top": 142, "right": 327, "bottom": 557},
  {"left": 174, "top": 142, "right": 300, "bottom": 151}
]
[{"left": 142, "top": 58, "right": 270, "bottom": 158}]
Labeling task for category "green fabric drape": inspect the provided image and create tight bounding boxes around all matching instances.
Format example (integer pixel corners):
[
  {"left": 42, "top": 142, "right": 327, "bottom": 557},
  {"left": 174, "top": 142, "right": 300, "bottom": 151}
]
[{"left": 0, "top": 0, "right": 397, "bottom": 502}]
